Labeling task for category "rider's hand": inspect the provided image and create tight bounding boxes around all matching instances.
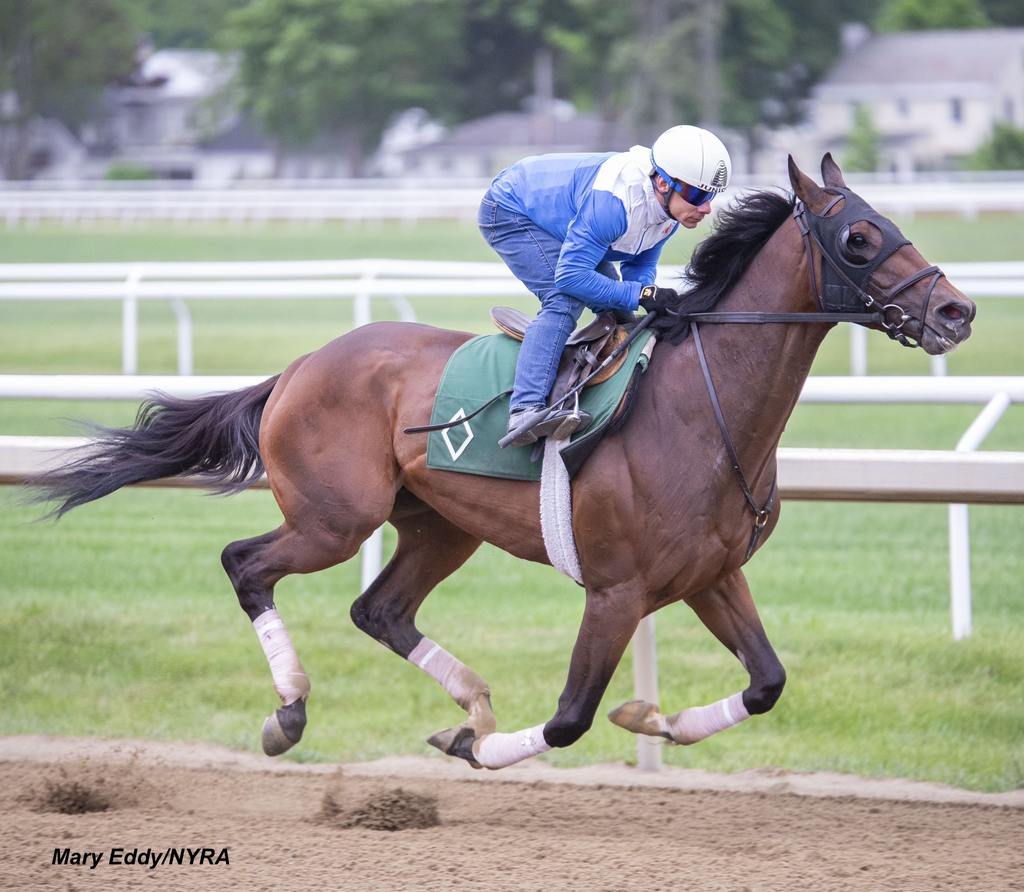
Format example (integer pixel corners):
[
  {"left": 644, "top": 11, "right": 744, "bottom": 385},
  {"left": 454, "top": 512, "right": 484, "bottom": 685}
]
[{"left": 638, "top": 285, "right": 680, "bottom": 314}]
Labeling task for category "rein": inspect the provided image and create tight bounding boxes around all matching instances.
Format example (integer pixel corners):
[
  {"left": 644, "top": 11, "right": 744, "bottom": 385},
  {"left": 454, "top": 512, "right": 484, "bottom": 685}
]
[
  {"left": 664, "top": 191, "right": 946, "bottom": 559},
  {"left": 691, "top": 322, "right": 775, "bottom": 559}
]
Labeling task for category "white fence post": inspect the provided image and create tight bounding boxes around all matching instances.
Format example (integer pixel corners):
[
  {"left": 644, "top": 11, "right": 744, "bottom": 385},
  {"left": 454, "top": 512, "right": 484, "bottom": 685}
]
[
  {"left": 850, "top": 326, "right": 868, "bottom": 376},
  {"left": 122, "top": 267, "right": 142, "bottom": 375},
  {"left": 949, "top": 503, "right": 973, "bottom": 640},
  {"left": 632, "top": 615, "right": 662, "bottom": 771},
  {"left": 360, "top": 527, "right": 384, "bottom": 593},
  {"left": 169, "top": 299, "right": 193, "bottom": 375},
  {"left": 949, "top": 391, "right": 1012, "bottom": 640}
]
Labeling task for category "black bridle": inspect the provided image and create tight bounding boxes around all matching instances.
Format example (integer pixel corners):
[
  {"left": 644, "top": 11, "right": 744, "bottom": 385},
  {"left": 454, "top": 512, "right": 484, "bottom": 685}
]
[
  {"left": 677, "top": 188, "right": 947, "bottom": 346},
  {"left": 791, "top": 188, "right": 945, "bottom": 347},
  {"left": 669, "top": 187, "right": 947, "bottom": 559}
]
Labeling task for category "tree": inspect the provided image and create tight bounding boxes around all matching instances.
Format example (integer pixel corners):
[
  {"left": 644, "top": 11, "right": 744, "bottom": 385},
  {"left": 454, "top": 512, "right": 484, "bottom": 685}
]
[
  {"left": 964, "top": 123, "right": 1024, "bottom": 170},
  {"left": 441, "top": 0, "right": 637, "bottom": 125},
  {"left": 222, "top": 0, "right": 464, "bottom": 175},
  {"left": 122, "top": 0, "right": 249, "bottom": 48},
  {"left": 875, "top": 0, "right": 990, "bottom": 31},
  {"left": 979, "top": 0, "right": 1024, "bottom": 25},
  {"left": 843, "top": 105, "right": 880, "bottom": 172},
  {"left": 719, "top": 0, "right": 796, "bottom": 132},
  {"left": 0, "top": 0, "right": 137, "bottom": 178}
]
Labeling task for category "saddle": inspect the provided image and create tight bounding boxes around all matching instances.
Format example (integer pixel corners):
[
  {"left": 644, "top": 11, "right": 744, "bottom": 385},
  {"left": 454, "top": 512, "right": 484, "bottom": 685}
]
[
  {"left": 413, "top": 311, "right": 656, "bottom": 482},
  {"left": 490, "top": 307, "right": 631, "bottom": 405}
]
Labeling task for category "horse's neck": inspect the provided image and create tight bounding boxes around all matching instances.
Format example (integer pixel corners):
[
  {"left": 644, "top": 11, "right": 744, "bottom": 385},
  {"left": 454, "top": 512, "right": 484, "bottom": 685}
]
[{"left": 659, "top": 216, "right": 827, "bottom": 473}]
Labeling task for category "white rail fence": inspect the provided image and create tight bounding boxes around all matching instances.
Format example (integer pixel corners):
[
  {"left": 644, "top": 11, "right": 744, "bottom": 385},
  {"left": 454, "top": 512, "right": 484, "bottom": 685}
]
[
  {"left": 0, "top": 185, "right": 490, "bottom": 224},
  {"left": 3, "top": 178, "right": 1024, "bottom": 222},
  {"left": 1, "top": 260, "right": 1020, "bottom": 376},
  {"left": 2, "top": 374, "right": 1021, "bottom": 772},
  {"left": 2, "top": 373, "right": 1020, "bottom": 640}
]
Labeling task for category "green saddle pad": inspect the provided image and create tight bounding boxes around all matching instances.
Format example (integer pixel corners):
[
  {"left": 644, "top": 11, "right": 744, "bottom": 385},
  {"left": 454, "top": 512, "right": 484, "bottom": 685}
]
[{"left": 426, "top": 330, "right": 654, "bottom": 481}]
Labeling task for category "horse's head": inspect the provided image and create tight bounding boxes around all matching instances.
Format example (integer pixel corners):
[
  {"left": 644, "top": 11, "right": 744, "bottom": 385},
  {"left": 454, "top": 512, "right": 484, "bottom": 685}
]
[{"left": 787, "top": 154, "right": 975, "bottom": 355}]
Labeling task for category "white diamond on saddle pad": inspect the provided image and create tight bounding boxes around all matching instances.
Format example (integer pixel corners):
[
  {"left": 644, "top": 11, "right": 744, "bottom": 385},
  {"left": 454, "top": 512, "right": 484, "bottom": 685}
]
[{"left": 441, "top": 408, "right": 474, "bottom": 461}]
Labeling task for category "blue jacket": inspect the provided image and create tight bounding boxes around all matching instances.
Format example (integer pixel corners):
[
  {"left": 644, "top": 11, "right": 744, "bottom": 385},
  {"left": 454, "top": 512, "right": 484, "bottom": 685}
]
[{"left": 488, "top": 146, "right": 678, "bottom": 312}]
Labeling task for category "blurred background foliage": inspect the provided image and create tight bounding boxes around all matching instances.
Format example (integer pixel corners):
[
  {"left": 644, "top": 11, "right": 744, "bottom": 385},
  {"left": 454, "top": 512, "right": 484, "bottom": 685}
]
[{"left": 4, "top": 0, "right": 1024, "bottom": 177}]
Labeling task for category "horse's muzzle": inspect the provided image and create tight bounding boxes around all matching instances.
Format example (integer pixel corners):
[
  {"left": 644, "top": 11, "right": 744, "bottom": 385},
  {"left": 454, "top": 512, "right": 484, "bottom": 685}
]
[{"left": 921, "top": 295, "right": 976, "bottom": 354}]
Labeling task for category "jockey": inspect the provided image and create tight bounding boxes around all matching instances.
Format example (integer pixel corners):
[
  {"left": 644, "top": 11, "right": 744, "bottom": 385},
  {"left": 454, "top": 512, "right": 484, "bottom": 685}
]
[{"left": 479, "top": 124, "right": 732, "bottom": 447}]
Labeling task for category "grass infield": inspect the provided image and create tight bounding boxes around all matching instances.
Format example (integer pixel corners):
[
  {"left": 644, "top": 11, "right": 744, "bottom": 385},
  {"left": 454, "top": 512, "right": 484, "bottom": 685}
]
[{"left": 0, "top": 215, "right": 1021, "bottom": 790}]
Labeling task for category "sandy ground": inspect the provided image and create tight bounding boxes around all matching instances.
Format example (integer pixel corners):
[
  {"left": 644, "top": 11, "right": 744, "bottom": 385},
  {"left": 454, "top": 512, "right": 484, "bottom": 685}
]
[{"left": 1, "top": 736, "right": 1022, "bottom": 892}]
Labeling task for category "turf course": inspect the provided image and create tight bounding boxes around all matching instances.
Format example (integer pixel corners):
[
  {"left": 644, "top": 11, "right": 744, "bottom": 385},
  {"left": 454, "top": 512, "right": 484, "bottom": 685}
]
[{"left": 0, "top": 214, "right": 1021, "bottom": 791}]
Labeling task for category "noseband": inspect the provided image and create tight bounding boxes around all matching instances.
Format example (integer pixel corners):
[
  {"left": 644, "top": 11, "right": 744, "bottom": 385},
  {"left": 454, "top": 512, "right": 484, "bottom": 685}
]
[
  {"left": 793, "top": 188, "right": 946, "bottom": 349},
  {"left": 668, "top": 187, "right": 947, "bottom": 559}
]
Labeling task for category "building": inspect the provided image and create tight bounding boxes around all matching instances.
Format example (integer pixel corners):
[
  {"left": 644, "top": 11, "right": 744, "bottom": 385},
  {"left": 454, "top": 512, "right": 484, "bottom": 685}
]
[
  {"left": 810, "top": 27, "right": 1024, "bottom": 173},
  {"left": 80, "top": 47, "right": 239, "bottom": 180},
  {"left": 383, "top": 102, "right": 656, "bottom": 179},
  {"left": 0, "top": 115, "right": 86, "bottom": 180}
]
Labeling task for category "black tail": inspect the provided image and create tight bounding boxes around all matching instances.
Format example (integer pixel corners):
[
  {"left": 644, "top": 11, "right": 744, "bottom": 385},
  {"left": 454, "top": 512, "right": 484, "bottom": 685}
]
[{"left": 32, "top": 375, "right": 281, "bottom": 518}]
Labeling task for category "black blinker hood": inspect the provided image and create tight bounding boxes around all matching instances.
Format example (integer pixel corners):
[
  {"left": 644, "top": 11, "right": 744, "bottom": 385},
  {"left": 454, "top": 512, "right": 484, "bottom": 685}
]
[{"left": 809, "top": 187, "right": 911, "bottom": 313}]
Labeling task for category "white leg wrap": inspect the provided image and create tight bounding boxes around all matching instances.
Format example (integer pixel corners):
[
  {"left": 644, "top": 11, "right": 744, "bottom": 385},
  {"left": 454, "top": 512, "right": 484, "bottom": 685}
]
[
  {"left": 408, "top": 637, "right": 486, "bottom": 711},
  {"left": 253, "top": 609, "right": 310, "bottom": 705},
  {"left": 663, "top": 692, "right": 749, "bottom": 745},
  {"left": 472, "top": 723, "right": 551, "bottom": 769}
]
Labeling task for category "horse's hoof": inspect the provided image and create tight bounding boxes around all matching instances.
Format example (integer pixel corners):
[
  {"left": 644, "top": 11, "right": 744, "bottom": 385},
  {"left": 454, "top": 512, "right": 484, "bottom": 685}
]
[
  {"left": 261, "top": 699, "right": 307, "bottom": 756},
  {"left": 608, "top": 700, "right": 670, "bottom": 739},
  {"left": 427, "top": 725, "right": 482, "bottom": 769}
]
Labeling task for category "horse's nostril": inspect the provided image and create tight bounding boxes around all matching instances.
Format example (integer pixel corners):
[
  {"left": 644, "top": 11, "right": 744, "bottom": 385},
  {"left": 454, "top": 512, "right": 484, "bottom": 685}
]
[{"left": 938, "top": 302, "right": 972, "bottom": 324}]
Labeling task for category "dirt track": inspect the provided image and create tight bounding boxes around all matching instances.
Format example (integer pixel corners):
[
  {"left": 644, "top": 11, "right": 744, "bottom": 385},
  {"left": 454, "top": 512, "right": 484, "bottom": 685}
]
[{"left": 2, "top": 737, "right": 1022, "bottom": 891}]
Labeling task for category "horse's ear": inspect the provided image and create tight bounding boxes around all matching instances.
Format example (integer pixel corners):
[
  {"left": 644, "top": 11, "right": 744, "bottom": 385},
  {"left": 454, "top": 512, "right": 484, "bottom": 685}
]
[
  {"left": 820, "top": 152, "right": 847, "bottom": 189},
  {"left": 788, "top": 155, "right": 828, "bottom": 212}
]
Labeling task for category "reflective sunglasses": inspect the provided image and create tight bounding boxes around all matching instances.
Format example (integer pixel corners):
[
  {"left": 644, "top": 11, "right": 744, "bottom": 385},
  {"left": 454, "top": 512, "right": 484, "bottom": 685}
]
[
  {"left": 672, "top": 180, "right": 716, "bottom": 207},
  {"left": 652, "top": 161, "right": 716, "bottom": 206}
]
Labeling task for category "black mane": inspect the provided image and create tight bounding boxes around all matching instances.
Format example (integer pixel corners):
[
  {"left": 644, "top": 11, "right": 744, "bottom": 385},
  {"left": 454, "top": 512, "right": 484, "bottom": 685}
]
[{"left": 664, "top": 189, "right": 796, "bottom": 341}]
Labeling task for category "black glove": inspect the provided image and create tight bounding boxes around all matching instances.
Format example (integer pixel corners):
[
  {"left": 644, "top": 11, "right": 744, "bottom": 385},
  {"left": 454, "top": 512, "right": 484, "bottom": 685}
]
[{"left": 638, "top": 284, "right": 680, "bottom": 314}]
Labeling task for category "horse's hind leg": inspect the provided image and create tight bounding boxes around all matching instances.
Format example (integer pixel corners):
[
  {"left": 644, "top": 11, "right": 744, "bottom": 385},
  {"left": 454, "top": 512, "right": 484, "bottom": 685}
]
[
  {"left": 349, "top": 496, "right": 495, "bottom": 758},
  {"left": 609, "top": 568, "right": 786, "bottom": 745},
  {"left": 222, "top": 522, "right": 366, "bottom": 756}
]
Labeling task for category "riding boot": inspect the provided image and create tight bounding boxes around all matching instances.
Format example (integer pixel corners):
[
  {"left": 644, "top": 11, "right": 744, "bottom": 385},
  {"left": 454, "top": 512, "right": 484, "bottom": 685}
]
[{"left": 500, "top": 405, "right": 593, "bottom": 449}]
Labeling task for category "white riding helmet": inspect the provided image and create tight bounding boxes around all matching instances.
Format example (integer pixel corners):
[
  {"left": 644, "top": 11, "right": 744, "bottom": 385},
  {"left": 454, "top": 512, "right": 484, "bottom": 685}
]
[{"left": 649, "top": 125, "right": 732, "bottom": 202}]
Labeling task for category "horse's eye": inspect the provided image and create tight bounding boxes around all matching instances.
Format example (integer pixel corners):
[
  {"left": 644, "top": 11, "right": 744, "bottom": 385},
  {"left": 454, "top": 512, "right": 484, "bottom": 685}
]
[{"left": 849, "top": 233, "right": 867, "bottom": 249}]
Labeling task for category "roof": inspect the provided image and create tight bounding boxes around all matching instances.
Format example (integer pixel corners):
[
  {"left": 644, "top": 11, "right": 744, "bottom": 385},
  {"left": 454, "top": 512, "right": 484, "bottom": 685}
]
[
  {"left": 406, "top": 108, "right": 650, "bottom": 155},
  {"left": 199, "top": 116, "right": 270, "bottom": 152},
  {"left": 817, "top": 28, "right": 1024, "bottom": 92},
  {"left": 115, "top": 49, "right": 236, "bottom": 101}
]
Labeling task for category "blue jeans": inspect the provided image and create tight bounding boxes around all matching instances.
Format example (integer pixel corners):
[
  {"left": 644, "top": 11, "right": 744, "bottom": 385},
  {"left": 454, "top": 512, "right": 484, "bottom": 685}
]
[{"left": 478, "top": 191, "right": 616, "bottom": 411}]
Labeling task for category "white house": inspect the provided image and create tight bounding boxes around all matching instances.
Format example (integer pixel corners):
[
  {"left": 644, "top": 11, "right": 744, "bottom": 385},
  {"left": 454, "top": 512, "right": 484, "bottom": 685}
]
[
  {"left": 810, "top": 27, "right": 1024, "bottom": 173},
  {"left": 386, "top": 102, "right": 655, "bottom": 179},
  {"left": 82, "top": 47, "right": 238, "bottom": 179}
]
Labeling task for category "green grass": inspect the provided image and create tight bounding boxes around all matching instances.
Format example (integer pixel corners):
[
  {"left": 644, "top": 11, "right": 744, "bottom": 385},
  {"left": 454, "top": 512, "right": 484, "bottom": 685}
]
[
  {"left": 0, "top": 215, "right": 1022, "bottom": 790},
  {"left": 1, "top": 489, "right": 1020, "bottom": 790}
]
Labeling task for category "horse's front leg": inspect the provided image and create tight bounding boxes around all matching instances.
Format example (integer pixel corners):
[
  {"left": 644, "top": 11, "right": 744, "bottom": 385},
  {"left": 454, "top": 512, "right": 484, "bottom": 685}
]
[
  {"left": 609, "top": 568, "right": 786, "bottom": 745},
  {"left": 443, "top": 582, "right": 645, "bottom": 770}
]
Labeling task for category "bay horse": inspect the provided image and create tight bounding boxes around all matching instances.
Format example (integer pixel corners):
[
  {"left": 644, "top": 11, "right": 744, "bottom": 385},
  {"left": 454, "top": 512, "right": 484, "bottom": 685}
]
[{"left": 35, "top": 156, "right": 975, "bottom": 769}]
